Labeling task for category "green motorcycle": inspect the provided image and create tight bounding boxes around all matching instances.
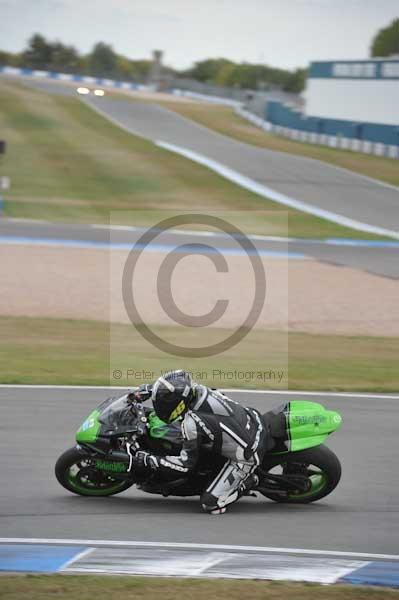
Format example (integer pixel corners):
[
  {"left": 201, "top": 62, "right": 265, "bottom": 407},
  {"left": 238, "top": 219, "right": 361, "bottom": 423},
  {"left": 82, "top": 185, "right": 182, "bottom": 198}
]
[{"left": 55, "top": 391, "right": 342, "bottom": 504}]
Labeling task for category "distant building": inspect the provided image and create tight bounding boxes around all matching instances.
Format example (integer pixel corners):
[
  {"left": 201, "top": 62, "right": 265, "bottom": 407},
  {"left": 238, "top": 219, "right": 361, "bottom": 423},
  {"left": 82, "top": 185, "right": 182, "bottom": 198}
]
[
  {"left": 148, "top": 50, "right": 171, "bottom": 90},
  {"left": 305, "top": 59, "right": 399, "bottom": 126},
  {"left": 265, "top": 58, "right": 399, "bottom": 156}
]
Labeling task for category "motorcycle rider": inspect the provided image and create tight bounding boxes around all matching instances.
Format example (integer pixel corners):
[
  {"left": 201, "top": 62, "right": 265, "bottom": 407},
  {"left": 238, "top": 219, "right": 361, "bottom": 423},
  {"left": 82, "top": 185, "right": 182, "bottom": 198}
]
[{"left": 130, "top": 369, "right": 268, "bottom": 515}]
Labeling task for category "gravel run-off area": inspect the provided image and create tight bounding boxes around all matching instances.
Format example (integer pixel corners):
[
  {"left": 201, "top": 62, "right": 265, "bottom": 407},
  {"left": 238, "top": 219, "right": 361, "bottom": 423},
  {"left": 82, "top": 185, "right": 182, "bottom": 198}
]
[{"left": 2, "top": 243, "right": 399, "bottom": 337}]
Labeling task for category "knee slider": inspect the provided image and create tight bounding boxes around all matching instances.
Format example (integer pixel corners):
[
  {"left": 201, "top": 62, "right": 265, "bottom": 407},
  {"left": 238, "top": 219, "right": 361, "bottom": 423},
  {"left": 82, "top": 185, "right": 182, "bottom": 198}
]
[{"left": 200, "top": 491, "right": 219, "bottom": 513}]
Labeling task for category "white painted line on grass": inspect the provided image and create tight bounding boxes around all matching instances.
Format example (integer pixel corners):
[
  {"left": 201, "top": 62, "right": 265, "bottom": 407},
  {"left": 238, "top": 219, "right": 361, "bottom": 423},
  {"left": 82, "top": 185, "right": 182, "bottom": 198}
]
[
  {"left": 90, "top": 223, "right": 399, "bottom": 248},
  {"left": 156, "top": 141, "right": 399, "bottom": 241},
  {"left": 0, "top": 384, "right": 398, "bottom": 400},
  {"left": 4, "top": 218, "right": 52, "bottom": 225},
  {"left": 1, "top": 538, "right": 398, "bottom": 561}
]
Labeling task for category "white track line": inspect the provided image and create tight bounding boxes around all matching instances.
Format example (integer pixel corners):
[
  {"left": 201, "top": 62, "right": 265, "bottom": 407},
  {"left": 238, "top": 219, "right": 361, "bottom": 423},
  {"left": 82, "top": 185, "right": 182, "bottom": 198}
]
[
  {"left": 58, "top": 547, "right": 95, "bottom": 571},
  {"left": 4, "top": 218, "right": 399, "bottom": 249},
  {"left": 1, "top": 538, "right": 398, "bottom": 561},
  {"left": 0, "top": 384, "right": 398, "bottom": 400},
  {"left": 81, "top": 98, "right": 399, "bottom": 240},
  {"left": 157, "top": 141, "right": 399, "bottom": 241},
  {"left": 191, "top": 553, "right": 228, "bottom": 576},
  {"left": 223, "top": 389, "right": 399, "bottom": 400}
]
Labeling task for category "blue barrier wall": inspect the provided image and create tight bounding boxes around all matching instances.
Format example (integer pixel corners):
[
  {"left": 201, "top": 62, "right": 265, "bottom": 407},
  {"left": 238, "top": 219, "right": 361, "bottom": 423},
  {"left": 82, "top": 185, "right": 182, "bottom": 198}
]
[
  {"left": 0, "top": 65, "right": 144, "bottom": 91},
  {"left": 266, "top": 101, "right": 399, "bottom": 146}
]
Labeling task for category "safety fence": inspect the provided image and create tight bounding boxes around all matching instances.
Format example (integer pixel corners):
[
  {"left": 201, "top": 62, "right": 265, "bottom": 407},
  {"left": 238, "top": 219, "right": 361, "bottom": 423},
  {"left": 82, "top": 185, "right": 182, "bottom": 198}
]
[
  {"left": 172, "top": 88, "right": 242, "bottom": 106},
  {"left": 1, "top": 66, "right": 397, "bottom": 159},
  {"left": 264, "top": 100, "right": 399, "bottom": 158},
  {"left": 236, "top": 106, "right": 399, "bottom": 160},
  {"left": 171, "top": 89, "right": 399, "bottom": 159},
  {"left": 0, "top": 65, "right": 150, "bottom": 92}
]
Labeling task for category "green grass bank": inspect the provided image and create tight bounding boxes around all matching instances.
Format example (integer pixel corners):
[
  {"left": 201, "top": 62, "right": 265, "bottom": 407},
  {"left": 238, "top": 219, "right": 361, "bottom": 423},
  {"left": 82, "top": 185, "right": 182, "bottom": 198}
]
[
  {"left": 1, "top": 316, "right": 398, "bottom": 392},
  {"left": 0, "top": 574, "right": 397, "bottom": 600}
]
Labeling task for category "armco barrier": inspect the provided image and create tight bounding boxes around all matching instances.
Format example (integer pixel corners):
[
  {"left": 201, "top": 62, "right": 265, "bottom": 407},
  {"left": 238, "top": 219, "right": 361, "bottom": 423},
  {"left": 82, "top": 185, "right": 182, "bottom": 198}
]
[
  {"left": 172, "top": 91, "right": 399, "bottom": 160},
  {"left": 235, "top": 106, "right": 399, "bottom": 159},
  {"left": 172, "top": 88, "right": 242, "bottom": 107},
  {"left": 0, "top": 65, "right": 150, "bottom": 92},
  {"left": 263, "top": 101, "right": 399, "bottom": 159}
]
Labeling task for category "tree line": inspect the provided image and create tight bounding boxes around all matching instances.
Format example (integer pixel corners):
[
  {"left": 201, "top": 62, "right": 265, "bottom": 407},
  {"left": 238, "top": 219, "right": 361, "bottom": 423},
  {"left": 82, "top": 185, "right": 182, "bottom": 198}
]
[
  {"left": 0, "top": 35, "right": 155, "bottom": 81},
  {"left": 371, "top": 18, "right": 399, "bottom": 58},
  {"left": 0, "top": 34, "right": 306, "bottom": 92},
  {"left": 2, "top": 20, "right": 396, "bottom": 94},
  {"left": 180, "top": 58, "right": 306, "bottom": 93}
]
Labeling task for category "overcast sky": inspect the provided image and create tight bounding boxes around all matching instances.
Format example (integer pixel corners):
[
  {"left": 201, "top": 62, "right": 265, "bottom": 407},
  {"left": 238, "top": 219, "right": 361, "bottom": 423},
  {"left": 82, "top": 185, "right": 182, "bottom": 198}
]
[{"left": 0, "top": 0, "right": 398, "bottom": 70}]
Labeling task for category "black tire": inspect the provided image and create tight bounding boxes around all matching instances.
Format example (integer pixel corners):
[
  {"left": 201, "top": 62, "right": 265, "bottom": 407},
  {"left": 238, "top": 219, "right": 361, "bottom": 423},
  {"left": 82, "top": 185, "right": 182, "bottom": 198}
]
[
  {"left": 259, "top": 444, "right": 341, "bottom": 504},
  {"left": 55, "top": 447, "right": 134, "bottom": 497}
]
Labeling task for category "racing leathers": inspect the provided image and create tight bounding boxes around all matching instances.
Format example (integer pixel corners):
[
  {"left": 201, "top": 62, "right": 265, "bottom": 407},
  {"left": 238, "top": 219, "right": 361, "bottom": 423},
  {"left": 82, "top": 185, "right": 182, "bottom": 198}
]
[{"left": 132, "top": 383, "right": 268, "bottom": 514}]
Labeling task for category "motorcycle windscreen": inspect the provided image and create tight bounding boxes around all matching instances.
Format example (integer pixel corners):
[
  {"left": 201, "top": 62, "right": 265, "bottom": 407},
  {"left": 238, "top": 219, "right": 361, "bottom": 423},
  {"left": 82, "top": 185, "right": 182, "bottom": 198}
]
[{"left": 76, "top": 395, "right": 137, "bottom": 442}]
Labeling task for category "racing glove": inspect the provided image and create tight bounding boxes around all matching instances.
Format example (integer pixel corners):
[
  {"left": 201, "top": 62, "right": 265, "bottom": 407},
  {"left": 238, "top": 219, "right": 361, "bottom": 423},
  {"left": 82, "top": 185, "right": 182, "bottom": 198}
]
[
  {"left": 132, "top": 450, "right": 159, "bottom": 472},
  {"left": 132, "top": 384, "right": 153, "bottom": 402}
]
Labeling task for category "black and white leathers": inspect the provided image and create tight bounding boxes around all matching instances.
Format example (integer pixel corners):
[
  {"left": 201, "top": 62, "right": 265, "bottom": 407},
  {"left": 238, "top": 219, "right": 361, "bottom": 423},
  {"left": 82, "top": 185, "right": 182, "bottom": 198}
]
[{"left": 151, "top": 384, "right": 267, "bottom": 512}]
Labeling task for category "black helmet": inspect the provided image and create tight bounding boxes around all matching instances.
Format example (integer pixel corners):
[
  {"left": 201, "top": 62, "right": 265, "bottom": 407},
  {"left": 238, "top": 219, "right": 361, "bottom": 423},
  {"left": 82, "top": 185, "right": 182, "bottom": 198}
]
[{"left": 152, "top": 370, "right": 193, "bottom": 423}]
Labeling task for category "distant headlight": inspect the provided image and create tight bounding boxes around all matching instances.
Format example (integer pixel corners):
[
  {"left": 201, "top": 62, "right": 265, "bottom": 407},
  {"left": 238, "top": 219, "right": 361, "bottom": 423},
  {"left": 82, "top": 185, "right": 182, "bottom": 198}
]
[
  {"left": 94, "top": 89, "right": 105, "bottom": 97},
  {"left": 77, "top": 87, "right": 90, "bottom": 95}
]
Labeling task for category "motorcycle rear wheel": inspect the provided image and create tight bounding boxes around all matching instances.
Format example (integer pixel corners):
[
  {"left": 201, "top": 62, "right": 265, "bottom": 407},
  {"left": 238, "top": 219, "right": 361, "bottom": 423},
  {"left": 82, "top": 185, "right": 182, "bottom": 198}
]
[
  {"left": 259, "top": 444, "right": 341, "bottom": 503},
  {"left": 55, "top": 447, "right": 134, "bottom": 497}
]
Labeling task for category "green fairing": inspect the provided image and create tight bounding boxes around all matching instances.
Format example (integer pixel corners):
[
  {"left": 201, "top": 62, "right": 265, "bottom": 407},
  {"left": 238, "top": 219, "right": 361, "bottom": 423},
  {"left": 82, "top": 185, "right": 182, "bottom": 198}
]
[
  {"left": 76, "top": 409, "right": 101, "bottom": 443},
  {"left": 284, "top": 400, "right": 342, "bottom": 452},
  {"left": 148, "top": 412, "right": 170, "bottom": 438},
  {"left": 75, "top": 401, "right": 341, "bottom": 457}
]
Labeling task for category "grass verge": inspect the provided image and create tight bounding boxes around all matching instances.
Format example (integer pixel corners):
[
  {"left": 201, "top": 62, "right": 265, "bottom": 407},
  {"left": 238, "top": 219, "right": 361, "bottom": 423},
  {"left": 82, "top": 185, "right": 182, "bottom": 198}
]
[
  {"left": 1, "top": 316, "right": 398, "bottom": 392},
  {"left": 0, "top": 574, "right": 397, "bottom": 600},
  {"left": 155, "top": 100, "right": 399, "bottom": 187},
  {"left": 0, "top": 79, "right": 386, "bottom": 239}
]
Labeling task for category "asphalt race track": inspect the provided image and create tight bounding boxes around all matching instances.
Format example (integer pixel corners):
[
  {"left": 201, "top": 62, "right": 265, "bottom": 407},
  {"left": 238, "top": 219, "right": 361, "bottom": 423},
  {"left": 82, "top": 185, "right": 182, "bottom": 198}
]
[
  {"left": 2, "top": 219, "right": 399, "bottom": 279},
  {"left": 1, "top": 77, "right": 399, "bottom": 560},
  {"left": 2, "top": 76, "right": 399, "bottom": 277},
  {"left": 6, "top": 76, "right": 399, "bottom": 234},
  {"left": 86, "top": 96, "right": 399, "bottom": 234},
  {"left": 1, "top": 386, "right": 398, "bottom": 554}
]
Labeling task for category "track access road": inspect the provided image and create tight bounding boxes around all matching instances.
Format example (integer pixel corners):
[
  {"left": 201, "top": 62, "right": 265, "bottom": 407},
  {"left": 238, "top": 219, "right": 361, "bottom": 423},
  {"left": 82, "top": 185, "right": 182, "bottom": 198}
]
[
  {"left": 1, "top": 386, "right": 398, "bottom": 554},
  {"left": 84, "top": 94, "right": 399, "bottom": 236},
  {"left": 6, "top": 75, "right": 399, "bottom": 236},
  {"left": 2, "top": 218, "right": 399, "bottom": 279},
  {"left": 2, "top": 76, "right": 399, "bottom": 276}
]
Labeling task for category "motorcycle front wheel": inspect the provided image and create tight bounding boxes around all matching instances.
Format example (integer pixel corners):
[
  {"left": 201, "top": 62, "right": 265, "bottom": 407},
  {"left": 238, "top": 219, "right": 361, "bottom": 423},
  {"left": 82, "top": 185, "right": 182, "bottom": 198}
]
[
  {"left": 259, "top": 444, "right": 341, "bottom": 503},
  {"left": 55, "top": 447, "right": 134, "bottom": 497}
]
